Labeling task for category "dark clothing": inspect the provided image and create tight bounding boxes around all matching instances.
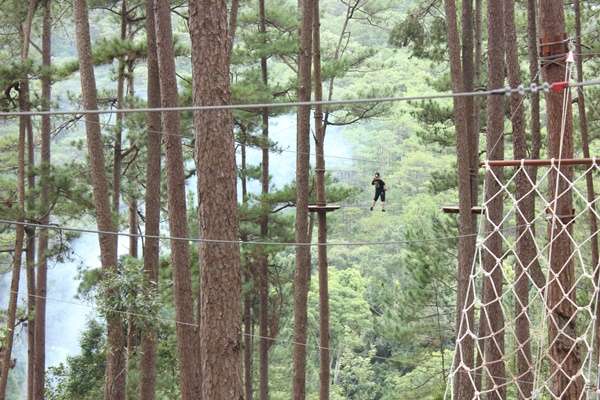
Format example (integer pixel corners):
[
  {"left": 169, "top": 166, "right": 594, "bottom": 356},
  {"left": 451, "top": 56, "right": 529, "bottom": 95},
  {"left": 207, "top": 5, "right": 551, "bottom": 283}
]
[
  {"left": 372, "top": 178, "right": 386, "bottom": 202},
  {"left": 372, "top": 178, "right": 385, "bottom": 190}
]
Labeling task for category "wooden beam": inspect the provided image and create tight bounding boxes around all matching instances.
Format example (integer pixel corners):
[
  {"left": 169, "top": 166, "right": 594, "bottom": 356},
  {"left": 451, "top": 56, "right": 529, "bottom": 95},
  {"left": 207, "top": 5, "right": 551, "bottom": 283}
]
[
  {"left": 308, "top": 204, "right": 340, "bottom": 213},
  {"left": 442, "top": 206, "right": 485, "bottom": 214}
]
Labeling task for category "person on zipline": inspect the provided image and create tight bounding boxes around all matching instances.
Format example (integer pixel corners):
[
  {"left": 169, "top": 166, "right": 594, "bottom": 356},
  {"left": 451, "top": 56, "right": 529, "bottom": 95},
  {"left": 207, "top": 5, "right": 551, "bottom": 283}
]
[{"left": 370, "top": 172, "right": 386, "bottom": 212}]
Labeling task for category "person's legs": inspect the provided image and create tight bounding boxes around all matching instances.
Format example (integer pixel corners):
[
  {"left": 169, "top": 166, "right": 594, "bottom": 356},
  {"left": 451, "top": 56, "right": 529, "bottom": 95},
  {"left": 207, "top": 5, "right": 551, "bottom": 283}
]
[
  {"left": 371, "top": 190, "right": 381, "bottom": 211},
  {"left": 381, "top": 191, "right": 386, "bottom": 211}
]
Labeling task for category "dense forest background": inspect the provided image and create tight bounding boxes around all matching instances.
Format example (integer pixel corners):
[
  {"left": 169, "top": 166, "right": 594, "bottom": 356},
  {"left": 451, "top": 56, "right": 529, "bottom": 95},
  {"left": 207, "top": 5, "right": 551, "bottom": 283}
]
[{"left": 0, "top": 0, "right": 599, "bottom": 399}]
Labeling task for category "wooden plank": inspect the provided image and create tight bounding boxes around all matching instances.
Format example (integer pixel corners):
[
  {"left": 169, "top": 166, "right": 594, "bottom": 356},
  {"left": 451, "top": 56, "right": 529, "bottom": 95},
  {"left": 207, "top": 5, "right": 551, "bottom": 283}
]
[
  {"left": 308, "top": 204, "right": 341, "bottom": 212},
  {"left": 442, "top": 206, "right": 485, "bottom": 214}
]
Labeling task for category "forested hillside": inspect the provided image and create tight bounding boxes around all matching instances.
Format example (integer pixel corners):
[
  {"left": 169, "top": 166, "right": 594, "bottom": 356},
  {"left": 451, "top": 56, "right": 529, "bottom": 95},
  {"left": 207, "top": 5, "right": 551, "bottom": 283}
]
[{"left": 1, "top": 0, "right": 600, "bottom": 400}]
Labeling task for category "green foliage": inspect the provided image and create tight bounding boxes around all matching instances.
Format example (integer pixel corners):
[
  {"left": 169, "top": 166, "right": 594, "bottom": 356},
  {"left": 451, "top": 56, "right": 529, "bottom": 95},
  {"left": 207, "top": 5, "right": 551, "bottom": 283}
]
[{"left": 47, "top": 320, "right": 106, "bottom": 400}]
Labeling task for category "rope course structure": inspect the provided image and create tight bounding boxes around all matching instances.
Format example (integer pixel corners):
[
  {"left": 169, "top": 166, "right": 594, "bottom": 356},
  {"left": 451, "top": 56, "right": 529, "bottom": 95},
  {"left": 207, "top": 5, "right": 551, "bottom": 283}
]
[{"left": 447, "top": 49, "right": 600, "bottom": 399}]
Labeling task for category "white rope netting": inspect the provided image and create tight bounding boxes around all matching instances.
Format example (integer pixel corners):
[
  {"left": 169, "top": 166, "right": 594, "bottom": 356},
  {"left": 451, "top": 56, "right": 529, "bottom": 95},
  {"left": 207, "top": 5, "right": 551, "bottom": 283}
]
[{"left": 447, "top": 160, "right": 600, "bottom": 400}]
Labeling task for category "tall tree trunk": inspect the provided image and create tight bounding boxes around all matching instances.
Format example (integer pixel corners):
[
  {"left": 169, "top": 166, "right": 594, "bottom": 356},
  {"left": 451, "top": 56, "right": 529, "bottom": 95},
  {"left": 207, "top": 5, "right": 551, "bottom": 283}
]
[
  {"left": 189, "top": 1, "right": 242, "bottom": 399},
  {"left": 482, "top": 1, "right": 506, "bottom": 397},
  {"left": 539, "top": 1, "right": 582, "bottom": 397},
  {"left": 504, "top": 1, "right": 533, "bottom": 397},
  {"left": 21, "top": 1, "right": 38, "bottom": 396},
  {"left": 128, "top": 201, "right": 137, "bottom": 258},
  {"left": 240, "top": 137, "right": 254, "bottom": 400},
  {"left": 472, "top": 2, "right": 484, "bottom": 391},
  {"left": 461, "top": 0, "right": 477, "bottom": 206},
  {"left": 574, "top": 0, "right": 600, "bottom": 363},
  {"left": 113, "top": 0, "right": 128, "bottom": 252},
  {"left": 73, "top": 2, "right": 126, "bottom": 399},
  {"left": 153, "top": 1, "right": 200, "bottom": 398},
  {"left": 0, "top": 11, "right": 32, "bottom": 388},
  {"left": 527, "top": 0, "right": 541, "bottom": 165},
  {"left": 292, "top": 0, "right": 314, "bottom": 398},
  {"left": 442, "top": 1, "right": 475, "bottom": 398},
  {"left": 24, "top": 111, "right": 36, "bottom": 400},
  {"left": 243, "top": 287, "right": 253, "bottom": 400},
  {"left": 34, "top": 1, "right": 52, "bottom": 398},
  {"left": 0, "top": 145, "right": 25, "bottom": 400},
  {"left": 139, "top": 2, "right": 161, "bottom": 398},
  {"left": 313, "top": 2, "right": 330, "bottom": 400},
  {"left": 257, "top": 2, "right": 270, "bottom": 398}
]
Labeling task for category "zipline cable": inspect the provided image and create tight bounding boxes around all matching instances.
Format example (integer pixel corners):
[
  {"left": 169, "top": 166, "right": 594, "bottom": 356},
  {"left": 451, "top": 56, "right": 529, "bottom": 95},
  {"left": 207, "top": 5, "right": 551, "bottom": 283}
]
[
  {"left": 0, "top": 218, "right": 536, "bottom": 248},
  {"left": 2, "top": 79, "right": 599, "bottom": 117}
]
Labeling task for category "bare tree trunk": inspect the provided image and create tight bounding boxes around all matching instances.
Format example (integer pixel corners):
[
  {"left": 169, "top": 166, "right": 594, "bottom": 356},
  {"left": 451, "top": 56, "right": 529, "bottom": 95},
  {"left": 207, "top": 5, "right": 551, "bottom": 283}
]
[
  {"left": 113, "top": 0, "right": 128, "bottom": 253},
  {"left": 461, "top": 0, "right": 477, "bottom": 207},
  {"left": 257, "top": 2, "right": 270, "bottom": 398},
  {"left": 539, "top": 1, "right": 582, "bottom": 398},
  {"left": 240, "top": 138, "right": 254, "bottom": 400},
  {"left": 243, "top": 275, "right": 253, "bottom": 400},
  {"left": 574, "top": 0, "right": 600, "bottom": 363},
  {"left": 14, "top": 3, "right": 39, "bottom": 397},
  {"left": 292, "top": 0, "right": 314, "bottom": 398},
  {"left": 443, "top": 1, "right": 475, "bottom": 398},
  {"left": 73, "top": 2, "right": 126, "bottom": 399},
  {"left": 0, "top": 36, "right": 29, "bottom": 395},
  {"left": 139, "top": 3, "right": 161, "bottom": 399},
  {"left": 34, "top": 1, "right": 52, "bottom": 398},
  {"left": 25, "top": 118, "right": 36, "bottom": 400},
  {"left": 482, "top": 1, "right": 506, "bottom": 397},
  {"left": 504, "top": 1, "right": 533, "bottom": 397},
  {"left": 189, "top": 1, "right": 242, "bottom": 399},
  {"left": 153, "top": 1, "right": 200, "bottom": 398},
  {"left": 313, "top": 2, "right": 330, "bottom": 400}
]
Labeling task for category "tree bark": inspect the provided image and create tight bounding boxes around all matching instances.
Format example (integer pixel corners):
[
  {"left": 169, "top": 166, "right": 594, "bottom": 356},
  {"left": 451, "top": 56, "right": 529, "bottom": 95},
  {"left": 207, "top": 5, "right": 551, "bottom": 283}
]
[
  {"left": 240, "top": 137, "right": 254, "bottom": 400},
  {"left": 257, "top": 2, "right": 270, "bottom": 398},
  {"left": 19, "top": 2, "right": 39, "bottom": 398},
  {"left": 0, "top": 22, "right": 30, "bottom": 391},
  {"left": 139, "top": 2, "right": 161, "bottom": 399},
  {"left": 243, "top": 289, "right": 253, "bottom": 400},
  {"left": 482, "top": 1, "right": 506, "bottom": 398},
  {"left": 461, "top": 0, "right": 477, "bottom": 207},
  {"left": 574, "top": 0, "right": 600, "bottom": 364},
  {"left": 539, "top": 1, "right": 582, "bottom": 398},
  {"left": 313, "top": 2, "right": 329, "bottom": 400},
  {"left": 189, "top": 1, "right": 242, "bottom": 399},
  {"left": 73, "top": 2, "right": 126, "bottom": 399},
  {"left": 112, "top": 0, "right": 128, "bottom": 261},
  {"left": 504, "top": 1, "right": 534, "bottom": 397},
  {"left": 34, "top": 1, "right": 52, "bottom": 398},
  {"left": 153, "top": 1, "right": 200, "bottom": 399},
  {"left": 292, "top": 0, "right": 314, "bottom": 398},
  {"left": 442, "top": 1, "right": 475, "bottom": 398}
]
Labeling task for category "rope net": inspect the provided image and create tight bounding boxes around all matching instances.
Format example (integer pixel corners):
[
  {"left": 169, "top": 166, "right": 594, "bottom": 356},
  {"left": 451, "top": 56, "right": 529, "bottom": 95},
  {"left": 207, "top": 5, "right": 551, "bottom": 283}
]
[{"left": 447, "top": 160, "right": 600, "bottom": 399}]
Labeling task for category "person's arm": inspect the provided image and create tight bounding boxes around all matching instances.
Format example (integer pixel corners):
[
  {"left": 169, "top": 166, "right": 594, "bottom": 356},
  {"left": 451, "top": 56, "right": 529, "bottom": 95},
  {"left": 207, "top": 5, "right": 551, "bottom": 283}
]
[{"left": 372, "top": 179, "right": 376, "bottom": 185}]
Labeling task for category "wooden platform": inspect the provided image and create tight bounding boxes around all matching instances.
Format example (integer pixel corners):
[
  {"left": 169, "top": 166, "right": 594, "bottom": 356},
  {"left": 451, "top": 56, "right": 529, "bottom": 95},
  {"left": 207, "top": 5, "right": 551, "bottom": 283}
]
[
  {"left": 442, "top": 206, "right": 485, "bottom": 215},
  {"left": 308, "top": 204, "right": 341, "bottom": 213}
]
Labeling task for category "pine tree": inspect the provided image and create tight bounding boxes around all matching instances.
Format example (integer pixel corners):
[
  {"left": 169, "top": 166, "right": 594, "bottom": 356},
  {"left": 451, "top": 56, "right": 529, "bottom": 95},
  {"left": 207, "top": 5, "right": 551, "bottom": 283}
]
[
  {"left": 482, "top": 0, "right": 506, "bottom": 397},
  {"left": 189, "top": 0, "right": 242, "bottom": 398},
  {"left": 292, "top": 0, "right": 314, "bottom": 399},
  {"left": 539, "top": 1, "right": 582, "bottom": 397},
  {"left": 442, "top": 1, "right": 475, "bottom": 398},
  {"left": 34, "top": 1, "right": 52, "bottom": 398},
  {"left": 504, "top": 1, "right": 534, "bottom": 397},
  {"left": 153, "top": 1, "right": 200, "bottom": 398},
  {"left": 139, "top": 1, "right": 161, "bottom": 398},
  {"left": 574, "top": 0, "right": 600, "bottom": 362},
  {"left": 73, "top": 1, "right": 126, "bottom": 398}
]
